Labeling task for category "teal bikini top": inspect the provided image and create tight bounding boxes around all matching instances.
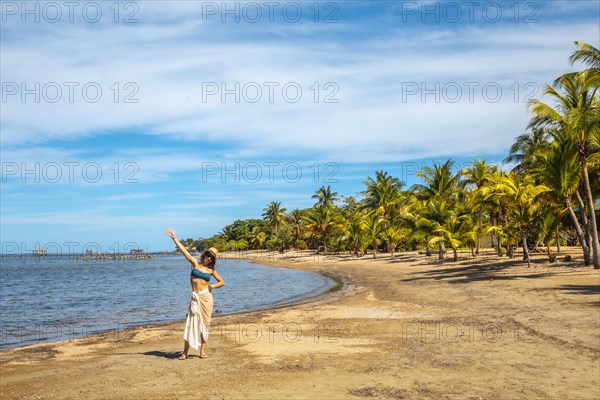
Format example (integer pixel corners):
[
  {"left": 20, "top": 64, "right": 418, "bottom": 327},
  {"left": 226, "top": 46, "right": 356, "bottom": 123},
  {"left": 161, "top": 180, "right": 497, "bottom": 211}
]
[{"left": 191, "top": 269, "right": 212, "bottom": 282}]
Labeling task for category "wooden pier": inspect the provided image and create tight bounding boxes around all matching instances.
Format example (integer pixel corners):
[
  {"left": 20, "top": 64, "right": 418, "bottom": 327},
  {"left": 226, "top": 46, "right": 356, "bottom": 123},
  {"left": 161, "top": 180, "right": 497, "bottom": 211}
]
[
  {"left": 32, "top": 248, "right": 48, "bottom": 256},
  {"left": 77, "top": 251, "right": 178, "bottom": 261}
]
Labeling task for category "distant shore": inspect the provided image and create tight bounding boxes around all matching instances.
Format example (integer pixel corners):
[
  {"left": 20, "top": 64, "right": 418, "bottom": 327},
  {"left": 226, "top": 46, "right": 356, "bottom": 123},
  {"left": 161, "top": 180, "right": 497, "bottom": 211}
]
[{"left": 1, "top": 248, "right": 599, "bottom": 399}]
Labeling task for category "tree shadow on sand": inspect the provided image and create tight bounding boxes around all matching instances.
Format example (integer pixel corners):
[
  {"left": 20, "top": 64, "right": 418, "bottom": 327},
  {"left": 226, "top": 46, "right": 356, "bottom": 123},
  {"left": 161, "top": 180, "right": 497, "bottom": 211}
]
[
  {"left": 551, "top": 284, "right": 600, "bottom": 306},
  {"left": 399, "top": 257, "right": 555, "bottom": 284},
  {"left": 388, "top": 254, "right": 420, "bottom": 263},
  {"left": 142, "top": 350, "right": 182, "bottom": 359}
]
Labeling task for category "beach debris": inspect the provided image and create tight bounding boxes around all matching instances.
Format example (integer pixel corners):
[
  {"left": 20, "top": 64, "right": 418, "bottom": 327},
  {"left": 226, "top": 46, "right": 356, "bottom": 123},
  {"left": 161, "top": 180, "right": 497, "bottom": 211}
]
[{"left": 348, "top": 385, "right": 409, "bottom": 398}]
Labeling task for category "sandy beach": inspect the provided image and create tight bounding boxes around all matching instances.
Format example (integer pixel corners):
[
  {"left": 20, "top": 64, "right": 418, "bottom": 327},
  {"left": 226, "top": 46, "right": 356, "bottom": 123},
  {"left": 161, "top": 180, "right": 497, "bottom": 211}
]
[{"left": 1, "top": 249, "right": 599, "bottom": 399}]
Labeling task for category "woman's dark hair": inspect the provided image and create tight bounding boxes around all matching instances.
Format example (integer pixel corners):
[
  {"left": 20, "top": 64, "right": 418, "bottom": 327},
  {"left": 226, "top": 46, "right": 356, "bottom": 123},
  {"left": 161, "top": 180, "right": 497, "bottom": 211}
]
[{"left": 201, "top": 252, "right": 216, "bottom": 269}]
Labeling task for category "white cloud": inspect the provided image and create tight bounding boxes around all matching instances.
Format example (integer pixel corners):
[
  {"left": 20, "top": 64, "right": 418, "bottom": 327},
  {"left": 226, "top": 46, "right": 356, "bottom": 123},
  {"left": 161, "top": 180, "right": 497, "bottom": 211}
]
[{"left": 2, "top": 7, "right": 597, "bottom": 161}]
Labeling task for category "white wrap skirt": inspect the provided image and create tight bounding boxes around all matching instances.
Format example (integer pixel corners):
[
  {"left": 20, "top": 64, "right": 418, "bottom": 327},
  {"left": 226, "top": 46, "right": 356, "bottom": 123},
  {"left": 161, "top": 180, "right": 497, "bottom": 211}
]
[{"left": 183, "top": 288, "right": 213, "bottom": 350}]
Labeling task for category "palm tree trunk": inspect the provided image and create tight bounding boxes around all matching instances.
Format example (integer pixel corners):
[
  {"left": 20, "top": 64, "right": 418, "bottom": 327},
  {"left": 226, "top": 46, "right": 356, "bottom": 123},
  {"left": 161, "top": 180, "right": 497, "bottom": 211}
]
[
  {"left": 566, "top": 196, "right": 592, "bottom": 265},
  {"left": 476, "top": 209, "right": 482, "bottom": 255},
  {"left": 580, "top": 156, "right": 600, "bottom": 268},
  {"left": 499, "top": 211, "right": 506, "bottom": 257},
  {"left": 546, "top": 242, "right": 557, "bottom": 262},
  {"left": 323, "top": 232, "right": 328, "bottom": 256},
  {"left": 522, "top": 232, "right": 531, "bottom": 268},
  {"left": 555, "top": 225, "right": 561, "bottom": 253},
  {"left": 439, "top": 242, "right": 445, "bottom": 260},
  {"left": 384, "top": 218, "right": 390, "bottom": 254},
  {"left": 576, "top": 190, "right": 593, "bottom": 264},
  {"left": 372, "top": 240, "right": 377, "bottom": 259},
  {"left": 518, "top": 208, "right": 530, "bottom": 266},
  {"left": 490, "top": 214, "right": 495, "bottom": 248},
  {"left": 453, "top": 248, "right": 458, "bottom": 262},
  {"left": 585, "top": 226, "right": 593, "bottom": 256},
  {"left": 497, "top": 235, "right": 503, "bottom": 256},
  {"left": 575, "top": 190, "right": 592, "bottom": 265}
]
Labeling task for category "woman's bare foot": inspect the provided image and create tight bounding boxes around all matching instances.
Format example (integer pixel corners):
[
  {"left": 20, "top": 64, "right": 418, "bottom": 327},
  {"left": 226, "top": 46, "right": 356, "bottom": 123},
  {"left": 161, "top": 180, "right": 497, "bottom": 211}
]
[
  {"left": 199, "top": 353, "right": 208, "bottom": 359},
  {"left": 178, "top": 353, "right": 188, "bottom": 360}
]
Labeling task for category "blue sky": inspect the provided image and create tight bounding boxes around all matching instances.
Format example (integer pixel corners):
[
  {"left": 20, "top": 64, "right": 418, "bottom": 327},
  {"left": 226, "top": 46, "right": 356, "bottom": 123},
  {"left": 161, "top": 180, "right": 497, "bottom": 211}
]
[{"left": 1, "top": 0, "right": 599, "bottom": 252}]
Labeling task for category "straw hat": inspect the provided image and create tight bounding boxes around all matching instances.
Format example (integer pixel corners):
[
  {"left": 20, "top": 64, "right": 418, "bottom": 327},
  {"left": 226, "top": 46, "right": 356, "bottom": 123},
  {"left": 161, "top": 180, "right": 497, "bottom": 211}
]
[{"left": 202, "top": 247, "right": 219, "bottom": 260}]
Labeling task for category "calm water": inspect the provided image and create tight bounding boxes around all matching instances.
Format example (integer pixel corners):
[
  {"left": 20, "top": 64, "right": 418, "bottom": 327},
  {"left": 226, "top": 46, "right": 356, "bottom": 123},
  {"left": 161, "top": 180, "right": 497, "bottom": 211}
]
[{"left": 0, "top": 255, "right": 334, "bottom": 349}]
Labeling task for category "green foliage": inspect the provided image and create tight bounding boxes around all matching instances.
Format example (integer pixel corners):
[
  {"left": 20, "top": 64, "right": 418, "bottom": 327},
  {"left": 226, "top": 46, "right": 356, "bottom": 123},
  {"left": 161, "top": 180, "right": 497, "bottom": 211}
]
[
  {"left": 296, "top": 239, "right": 308, "bottom": 250},
  {"left": 312, "top": 185, "right": 339, "bottom": 207},
  {"left": 304, "top": 203, "right": 344, "bottom": 255}
]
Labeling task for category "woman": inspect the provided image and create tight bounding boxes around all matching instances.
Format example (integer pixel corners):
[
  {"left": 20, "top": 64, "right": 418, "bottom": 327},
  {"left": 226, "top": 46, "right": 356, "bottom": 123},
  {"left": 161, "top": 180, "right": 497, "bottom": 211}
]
[{"left": 165, "top": 228, "right": 224, "bottom": 359}]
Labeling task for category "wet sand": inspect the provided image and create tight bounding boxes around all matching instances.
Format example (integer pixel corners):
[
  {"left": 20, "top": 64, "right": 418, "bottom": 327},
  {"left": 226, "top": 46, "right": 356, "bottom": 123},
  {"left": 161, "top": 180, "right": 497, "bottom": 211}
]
[{"left": 1, "top": 248, "right": 599, "bottom": 399}]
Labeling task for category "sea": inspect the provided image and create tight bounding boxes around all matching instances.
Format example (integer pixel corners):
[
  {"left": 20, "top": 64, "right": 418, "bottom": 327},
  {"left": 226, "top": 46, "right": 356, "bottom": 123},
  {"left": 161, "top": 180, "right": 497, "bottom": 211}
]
[{"left": 0, "top": 254, "right": 335, "bottom": 349}]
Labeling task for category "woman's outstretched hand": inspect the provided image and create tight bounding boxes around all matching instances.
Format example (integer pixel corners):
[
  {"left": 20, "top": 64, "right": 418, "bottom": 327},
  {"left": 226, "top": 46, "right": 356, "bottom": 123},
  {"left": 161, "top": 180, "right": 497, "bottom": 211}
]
[{"left": 165, "top": 228, "right": 176, "bottom": 240}]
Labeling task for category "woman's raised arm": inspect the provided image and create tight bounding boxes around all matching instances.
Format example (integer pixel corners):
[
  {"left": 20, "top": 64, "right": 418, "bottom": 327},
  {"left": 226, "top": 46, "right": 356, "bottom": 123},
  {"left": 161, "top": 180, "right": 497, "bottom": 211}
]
[{"left": 165, "top": 228, "right": 197, "bottom": 266}]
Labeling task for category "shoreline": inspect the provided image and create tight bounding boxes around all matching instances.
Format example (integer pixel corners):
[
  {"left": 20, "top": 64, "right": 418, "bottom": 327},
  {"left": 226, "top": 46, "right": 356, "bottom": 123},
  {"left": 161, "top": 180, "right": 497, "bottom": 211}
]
[
  {"left": 2, "top": 248, "right": 599, "bottom": 399},
  {"left": 0, "top": 254, "right": 344, "bottom": 352}
]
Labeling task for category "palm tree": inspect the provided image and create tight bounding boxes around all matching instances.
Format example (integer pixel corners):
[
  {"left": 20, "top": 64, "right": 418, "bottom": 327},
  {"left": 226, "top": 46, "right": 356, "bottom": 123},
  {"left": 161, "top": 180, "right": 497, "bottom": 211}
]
[
  {"left": 287, "top": 209, "right": 306, "bottom": 250},
  {"left": 409, "top": 199, "right": 434, "bottom": 256},
  {"left": 342, "top": 216, "right": 367, "bottom": 257},
  {"left": 417, "top": 198, "right": 457, "bottom": 260},
  {"left": 312, "top": 185, "right": 339, "bottom": 208},
  {"left": 504, "top": 128, "right": 551, "bottom": 173},
  {"left": 383, "top": 225, "right": 406, "bottom": 259},
  {"left": 340, "top": 195, "right": 362, "bottom": 218},
  {"left": 532, "top": 135, "right": 591, "bottom": 264},
  {"left": 429, "top": 211, "right": 476, "bottom": 262},
  {"left": 362, "top": 171, "right": 404, "bottom": 252},
  {"left": 529, "top": 70, "right": 600, "bottom": 268},
  {"left": 362, "top": 212, "right": 386, "bottom": 259},
  {"left": 362, "top": 171, "right": 403, "bottom": 214},
  {"left": 484, "top": 220, "right": 520, "bottom": 258},
  {"left": 412, "top": 159, "right": 463, "bottom": 203},
  {"left": 462, "top": 160, "right": 497, "bottom": 254},
  {"left": 536, "top": 204, "right": 564, "bottom": 262},
  {"left": 569, "top": 41, "right": 600, "bottom": 73},
  {"left": 250, "top": 228, "right": 267, "bottom": 249},
  {"left": 262, "top": 201, "right": 287, "bottom": 236},
  {"left": 492, "top": 173, "right": 550, "bottom": 267},
  {"left": 220, "top": 225, "right": 235, "bottom": 243},
  {"left": 481, "top": 169, "right": 516, "bottom": 256},
  {"left": 411, "top": 161, "right": 464, "bottom": 260},
  {"left": 304, "top": 204, "right": 342, "bottom": 255}
]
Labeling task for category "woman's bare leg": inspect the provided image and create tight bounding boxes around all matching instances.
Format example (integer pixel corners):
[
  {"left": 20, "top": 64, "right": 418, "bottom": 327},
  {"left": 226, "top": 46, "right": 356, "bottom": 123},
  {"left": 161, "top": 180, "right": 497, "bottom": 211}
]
[
  {"left": 179, "top": 340, "right": 190, "bottom": 359},
  {"left": 200, "top": 337, "right": 207, "bottom": 357}
]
